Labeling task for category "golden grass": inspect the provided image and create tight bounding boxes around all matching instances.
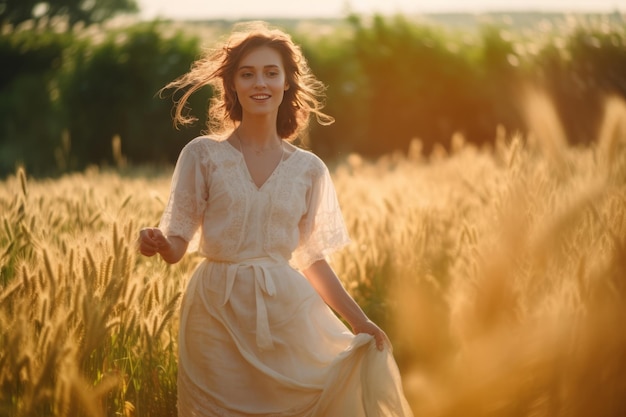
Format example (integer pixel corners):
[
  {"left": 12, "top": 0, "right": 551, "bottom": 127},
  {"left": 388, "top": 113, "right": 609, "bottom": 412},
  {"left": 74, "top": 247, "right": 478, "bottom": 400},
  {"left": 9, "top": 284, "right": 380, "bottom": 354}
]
[{"left": 1, "top": 93, "right": 625, "bottom": 416}]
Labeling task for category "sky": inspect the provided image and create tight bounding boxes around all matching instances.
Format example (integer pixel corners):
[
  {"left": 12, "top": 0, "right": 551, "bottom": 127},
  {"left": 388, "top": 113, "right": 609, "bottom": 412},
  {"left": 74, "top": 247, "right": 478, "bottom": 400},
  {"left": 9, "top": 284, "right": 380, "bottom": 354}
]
[{"left": 136, "top": 0, "right": 626, "bottom": 20}]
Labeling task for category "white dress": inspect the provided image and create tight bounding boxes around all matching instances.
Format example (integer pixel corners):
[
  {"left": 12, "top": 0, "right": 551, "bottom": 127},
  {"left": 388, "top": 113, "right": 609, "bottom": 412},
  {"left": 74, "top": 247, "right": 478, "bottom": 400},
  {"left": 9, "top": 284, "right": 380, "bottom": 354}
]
[{"left": 159, "top": 136, "right": 413, "bottom": 417}]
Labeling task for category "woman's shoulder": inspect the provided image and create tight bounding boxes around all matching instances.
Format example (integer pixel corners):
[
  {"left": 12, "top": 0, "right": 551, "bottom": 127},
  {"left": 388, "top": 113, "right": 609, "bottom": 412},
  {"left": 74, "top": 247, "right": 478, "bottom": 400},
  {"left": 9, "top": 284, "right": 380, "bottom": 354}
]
[
  {"left": 181, "top": 135, "right": 231, "bottom": 157},
  {"left": 283, "top": 146, "right": 330, "bottom": 184},
  {"left": 176, "top": 136, "right": 234, "bottom": 169},
  {"left": 183, "top": 135, "right": 223, "bottom": 150},
  {"left": 290, "top": 145, "right": 327, "bottom": 171}
]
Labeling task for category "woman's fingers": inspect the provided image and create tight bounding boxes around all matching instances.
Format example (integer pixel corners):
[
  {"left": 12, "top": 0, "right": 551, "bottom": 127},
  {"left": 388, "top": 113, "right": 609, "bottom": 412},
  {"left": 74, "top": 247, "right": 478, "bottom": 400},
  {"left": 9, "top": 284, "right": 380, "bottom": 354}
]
[
  {"left": 373, "top": 328, "right": 391, "bottom": 351},
  {"left": 153, "top": 233, "right": 169, "bottom": 248},
  {"left": 138, "top": 227, "right": 163, "bottom": 256},
  {"left": 354, "top": 320, "right": 390, "bottom": 351},
  {"left": 374, "top": 329, "right": 390, "bottom": 351}
]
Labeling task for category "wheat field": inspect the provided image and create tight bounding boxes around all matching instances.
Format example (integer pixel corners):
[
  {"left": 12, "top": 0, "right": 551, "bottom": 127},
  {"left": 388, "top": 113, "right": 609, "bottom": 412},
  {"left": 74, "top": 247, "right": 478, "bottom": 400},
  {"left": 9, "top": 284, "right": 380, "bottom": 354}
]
[{"left": 1, "top": 92, "right": 625, "bottom": 416}]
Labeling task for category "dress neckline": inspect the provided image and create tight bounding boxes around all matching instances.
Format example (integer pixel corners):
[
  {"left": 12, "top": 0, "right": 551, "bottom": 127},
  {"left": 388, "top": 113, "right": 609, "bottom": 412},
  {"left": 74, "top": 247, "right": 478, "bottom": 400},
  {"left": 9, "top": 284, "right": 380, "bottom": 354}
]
[{"left": 224, "top": 139, "right": 297, "bottom": 191}]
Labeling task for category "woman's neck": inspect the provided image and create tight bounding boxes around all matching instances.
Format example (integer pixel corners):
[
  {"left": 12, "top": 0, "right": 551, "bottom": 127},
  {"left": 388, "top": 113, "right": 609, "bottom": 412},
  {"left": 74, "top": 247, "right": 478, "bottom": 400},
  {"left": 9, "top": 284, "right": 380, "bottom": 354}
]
[{"left": 236, "top": 118, "right": 281, "bottom": 148}]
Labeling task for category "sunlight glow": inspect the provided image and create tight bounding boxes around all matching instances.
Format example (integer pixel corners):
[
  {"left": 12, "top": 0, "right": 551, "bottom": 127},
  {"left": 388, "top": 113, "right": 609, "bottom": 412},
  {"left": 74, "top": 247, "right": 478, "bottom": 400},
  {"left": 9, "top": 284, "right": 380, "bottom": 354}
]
[{"left": 137, "top": 0, "right": 626, "bottom": 20}]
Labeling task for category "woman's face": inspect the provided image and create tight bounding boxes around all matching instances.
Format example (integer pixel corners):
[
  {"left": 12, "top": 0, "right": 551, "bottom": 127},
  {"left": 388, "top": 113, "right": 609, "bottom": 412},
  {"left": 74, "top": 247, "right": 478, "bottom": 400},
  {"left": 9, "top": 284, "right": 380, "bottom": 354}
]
[{"left": 233, "top": 46, "right": 289, "bottom": 119}]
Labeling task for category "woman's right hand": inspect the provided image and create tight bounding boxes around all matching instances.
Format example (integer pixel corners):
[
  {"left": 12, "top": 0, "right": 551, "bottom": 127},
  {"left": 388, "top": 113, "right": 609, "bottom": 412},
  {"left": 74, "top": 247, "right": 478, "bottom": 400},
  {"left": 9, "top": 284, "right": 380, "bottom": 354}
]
[{"left": 137, "top": 227, "right": 169, "bottom": 257}]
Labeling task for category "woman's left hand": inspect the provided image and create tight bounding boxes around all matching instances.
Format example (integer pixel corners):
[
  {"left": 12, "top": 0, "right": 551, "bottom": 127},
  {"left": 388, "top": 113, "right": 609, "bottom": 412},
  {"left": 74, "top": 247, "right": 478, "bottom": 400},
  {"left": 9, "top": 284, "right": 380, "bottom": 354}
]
[{"left": 351, "top": 319, "right": 391, "bottom": 351}]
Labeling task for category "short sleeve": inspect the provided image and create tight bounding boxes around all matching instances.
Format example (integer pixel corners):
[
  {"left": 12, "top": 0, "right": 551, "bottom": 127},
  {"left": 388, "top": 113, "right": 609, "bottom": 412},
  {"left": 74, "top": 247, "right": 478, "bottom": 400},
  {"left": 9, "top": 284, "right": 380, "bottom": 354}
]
[
  {"left": 158, "top": 139, "right": 210, "bottom": 252},
  {"left": 290, "top": 159, "right": 351, "bottom": 270}
]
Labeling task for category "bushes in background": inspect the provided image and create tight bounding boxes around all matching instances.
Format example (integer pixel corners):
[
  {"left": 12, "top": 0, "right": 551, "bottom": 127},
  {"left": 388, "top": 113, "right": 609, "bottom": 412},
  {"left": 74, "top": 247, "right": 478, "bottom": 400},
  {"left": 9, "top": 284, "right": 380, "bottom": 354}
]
[
  {"left": 1, "top": 14, "right": 625, "bottom": 176},
  {"left": 0, "top": 22, "right": 208, "bottom": 176},
  {"left": 304, "top": 15, "right": 525, "bottom": 157},
  {"left": 536, "top": 22, "right": 626, "bottom": 144},
  {"left": 301, "top": 14, "right": 625, "bottom": 157},
  {"left": 59, "top": 22, "right": 206, "bottom": 171},
  {"left": 0, "top": 30, "right": 70, "bottom": 176}
]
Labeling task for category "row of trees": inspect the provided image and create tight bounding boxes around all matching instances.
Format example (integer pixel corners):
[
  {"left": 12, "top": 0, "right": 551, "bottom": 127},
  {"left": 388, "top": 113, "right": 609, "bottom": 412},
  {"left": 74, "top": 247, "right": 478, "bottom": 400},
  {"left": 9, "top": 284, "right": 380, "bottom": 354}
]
[
  {"left": 1, "top": 13, "right": 625, "bottom": 176},
  {"left": 303, "top": 14, "right": 626, "bottom": 156},
  {"left": 0, "top": 0, "right": 138, "bottom": 29}
]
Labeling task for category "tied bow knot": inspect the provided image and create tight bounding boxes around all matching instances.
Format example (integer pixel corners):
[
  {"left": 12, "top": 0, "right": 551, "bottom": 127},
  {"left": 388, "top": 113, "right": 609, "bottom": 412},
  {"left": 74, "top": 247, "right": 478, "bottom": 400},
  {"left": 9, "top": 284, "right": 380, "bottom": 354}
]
[{"left": 220, "top": 258, "right": 279, "bottom": 350}]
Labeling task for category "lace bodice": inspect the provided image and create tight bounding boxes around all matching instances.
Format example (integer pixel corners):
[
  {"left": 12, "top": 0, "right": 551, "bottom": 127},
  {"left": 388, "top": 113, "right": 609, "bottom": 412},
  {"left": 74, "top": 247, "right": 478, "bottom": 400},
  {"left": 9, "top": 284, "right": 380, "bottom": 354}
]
[{"left": 159, "top": 136, "right": 350, "bottom": 270}]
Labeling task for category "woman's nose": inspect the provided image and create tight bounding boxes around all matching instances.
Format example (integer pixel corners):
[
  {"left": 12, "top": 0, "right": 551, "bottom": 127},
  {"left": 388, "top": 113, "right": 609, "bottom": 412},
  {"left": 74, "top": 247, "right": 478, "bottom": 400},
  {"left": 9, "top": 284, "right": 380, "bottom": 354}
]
[{"left": 254, "top": 75, "right": 267, "bottom": 87}]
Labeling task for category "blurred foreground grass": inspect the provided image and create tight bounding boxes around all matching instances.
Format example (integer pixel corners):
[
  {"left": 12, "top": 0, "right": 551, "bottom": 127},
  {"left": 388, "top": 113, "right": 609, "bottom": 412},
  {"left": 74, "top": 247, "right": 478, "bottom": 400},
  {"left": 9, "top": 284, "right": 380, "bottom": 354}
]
[{"left": 1, "top": 92, "right": 625, "bottom": 416}]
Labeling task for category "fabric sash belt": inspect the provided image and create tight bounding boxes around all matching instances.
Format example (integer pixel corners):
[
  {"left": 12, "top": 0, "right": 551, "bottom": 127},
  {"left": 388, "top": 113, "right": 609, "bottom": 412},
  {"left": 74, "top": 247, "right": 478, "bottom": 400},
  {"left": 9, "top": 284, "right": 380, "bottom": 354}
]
[{"left": 211, "top": 257, "right": 280, "bottom": 351}]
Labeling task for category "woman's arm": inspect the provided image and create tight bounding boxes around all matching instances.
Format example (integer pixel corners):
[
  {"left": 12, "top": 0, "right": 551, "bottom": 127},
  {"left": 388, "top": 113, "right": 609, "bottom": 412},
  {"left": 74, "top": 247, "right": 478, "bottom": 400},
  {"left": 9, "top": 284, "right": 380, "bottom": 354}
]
[
  {"left": 137, "top": 227, "right": 189, "bottom": 264},
  {"left": 303, "top": 259, "right": 390, "bottom": 351}
]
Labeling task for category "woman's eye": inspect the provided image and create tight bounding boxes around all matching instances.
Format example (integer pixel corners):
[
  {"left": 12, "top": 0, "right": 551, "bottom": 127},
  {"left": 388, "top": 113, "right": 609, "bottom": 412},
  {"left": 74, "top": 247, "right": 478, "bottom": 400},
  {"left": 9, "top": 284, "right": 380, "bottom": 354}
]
[
  {"left": 267, "top": 71, "right": 279, "bottom": 77},
  {"left": 240, "top": 72, "right": 253, "bottom": 78}
]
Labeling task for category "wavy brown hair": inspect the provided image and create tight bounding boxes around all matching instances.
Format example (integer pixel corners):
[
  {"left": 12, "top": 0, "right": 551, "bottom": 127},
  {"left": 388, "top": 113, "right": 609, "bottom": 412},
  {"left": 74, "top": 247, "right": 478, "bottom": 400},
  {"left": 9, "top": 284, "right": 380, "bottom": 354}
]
[{"left": 160, "top": 21, "right": 334, "bottom": 140}]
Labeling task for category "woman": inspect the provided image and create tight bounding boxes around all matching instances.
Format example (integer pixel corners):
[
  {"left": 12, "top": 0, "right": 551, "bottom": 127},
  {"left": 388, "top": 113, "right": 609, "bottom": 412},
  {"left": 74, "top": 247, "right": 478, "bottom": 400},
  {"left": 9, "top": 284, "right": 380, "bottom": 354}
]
[{"left": 138, "top": 21, "right": 413, "bottom": 417}]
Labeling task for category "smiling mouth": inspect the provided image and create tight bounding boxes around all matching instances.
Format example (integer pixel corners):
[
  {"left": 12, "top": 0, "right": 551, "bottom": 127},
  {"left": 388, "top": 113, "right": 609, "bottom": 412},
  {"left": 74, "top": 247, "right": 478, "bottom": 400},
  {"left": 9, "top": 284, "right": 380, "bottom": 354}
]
[{"left": 251, "top": 94, "right": 271, "bottom": 100}]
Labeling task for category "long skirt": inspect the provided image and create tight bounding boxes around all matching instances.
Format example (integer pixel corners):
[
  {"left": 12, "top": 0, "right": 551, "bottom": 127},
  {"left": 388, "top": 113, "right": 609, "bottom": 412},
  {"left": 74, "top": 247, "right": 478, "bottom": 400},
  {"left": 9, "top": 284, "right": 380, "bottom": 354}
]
[{"left": 177, "top": 259, "right": 414, "bottom": 417}]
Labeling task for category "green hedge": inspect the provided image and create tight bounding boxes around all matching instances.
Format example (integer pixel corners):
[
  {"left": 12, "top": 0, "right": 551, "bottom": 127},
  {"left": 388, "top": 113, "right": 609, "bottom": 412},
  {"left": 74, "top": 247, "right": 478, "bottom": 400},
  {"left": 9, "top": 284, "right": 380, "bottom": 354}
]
[
  {"left": 0, "top": 22, "right": 208, "bottom": 176},
  {"left": 301, "top": 14, "right": 625, "bottom": 157},
  {"left": 536, "top": 22, "right": 626, "bottom": 144},
  {"left": 302, "top": 16, "right": 525, "bottom": 156},
  {"left": 0, "top": 30, "right": 70, "bottom": 176},
  {"left": 1, "top": 15, "right": 625, "bottom": 176},
  {"left": 59, "top": 22, "right": 210, "bottom": 171}
]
